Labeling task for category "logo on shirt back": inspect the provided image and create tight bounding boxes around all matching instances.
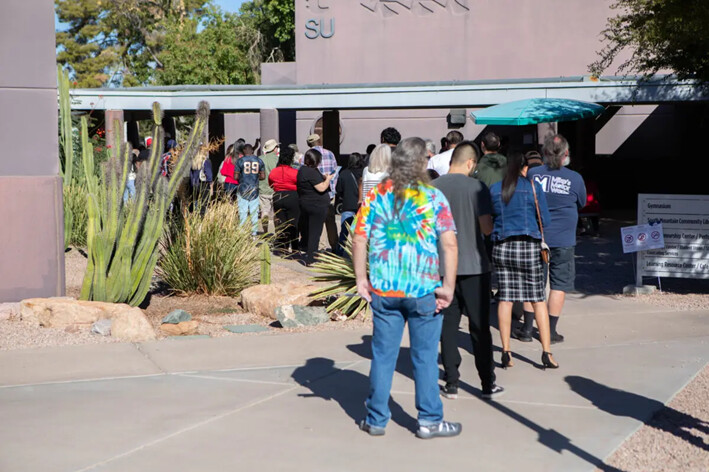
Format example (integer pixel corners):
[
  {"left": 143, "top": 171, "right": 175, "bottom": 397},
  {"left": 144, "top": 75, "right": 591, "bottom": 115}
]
[{"left": 533, "top": 175, "right": 571, "bottom": 195}]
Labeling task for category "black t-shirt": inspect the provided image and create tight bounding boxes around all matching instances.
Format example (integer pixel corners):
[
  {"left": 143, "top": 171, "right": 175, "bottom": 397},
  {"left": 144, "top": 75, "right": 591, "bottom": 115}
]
[
  {"left": 336, "top": 168, "right": 363, "bottom": 213},
  {"left": 297, "top": 166, "right": 330, "bottom": 207}
]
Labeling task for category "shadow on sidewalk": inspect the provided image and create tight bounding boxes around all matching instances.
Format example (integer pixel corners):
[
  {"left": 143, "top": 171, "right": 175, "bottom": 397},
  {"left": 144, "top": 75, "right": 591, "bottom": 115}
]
[
  {"left": 566, "top": 376, "right": 709, "bottom": 451},
  {"left": 343, "top": 335, "right": 626, "bottom": 471},
  {"left": 291, "top": 357, "right": 417, "bottom": 432}
]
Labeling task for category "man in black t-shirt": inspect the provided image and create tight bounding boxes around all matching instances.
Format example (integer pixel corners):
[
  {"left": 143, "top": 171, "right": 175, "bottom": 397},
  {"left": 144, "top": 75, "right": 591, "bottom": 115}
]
[{"left": 433, "top": 141, "right": 504, "bottom": 401}]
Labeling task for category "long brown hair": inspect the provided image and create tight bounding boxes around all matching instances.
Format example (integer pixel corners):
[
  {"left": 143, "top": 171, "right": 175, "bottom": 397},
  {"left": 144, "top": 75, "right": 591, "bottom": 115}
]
[{"left": 501, "top": 152, "right": 527, "bottom": 205}]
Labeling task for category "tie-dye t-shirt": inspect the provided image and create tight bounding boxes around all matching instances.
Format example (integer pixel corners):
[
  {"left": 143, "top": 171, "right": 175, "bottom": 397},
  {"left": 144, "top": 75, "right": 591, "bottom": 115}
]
[{"left": 353, "top": 179, "right": 456, "bottom": 298}]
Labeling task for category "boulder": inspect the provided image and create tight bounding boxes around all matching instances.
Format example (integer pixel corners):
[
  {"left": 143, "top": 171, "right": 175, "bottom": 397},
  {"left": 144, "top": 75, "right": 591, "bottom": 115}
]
[
  {"left": 20, "top": 298, "right": 127, "bottom": 328},
  {"left": 160, "top": 320, "right": 199, "bottom": 336},
  {"left": 162, "top": 309, "right": 192, "bottom": 324},
  {"left": 112, "top": 308, "right": 158, "bottom": 342},
  {"left": 91, "top": 319, "right": 112, "bottom": 336},
  {"left": 240, "top": 283, "right": 319, "bottom": 320},
  {"left": 20, "top": 298, "right": 157, "bottom": 342},
  {"left": 275, "top": 305, "right": 330, "bottom": 328}
]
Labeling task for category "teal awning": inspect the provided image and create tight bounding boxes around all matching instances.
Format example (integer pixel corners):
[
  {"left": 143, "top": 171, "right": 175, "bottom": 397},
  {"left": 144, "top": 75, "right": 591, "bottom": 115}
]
[{"left": 471, "top": 98, "right": 605, "bottom": 126}]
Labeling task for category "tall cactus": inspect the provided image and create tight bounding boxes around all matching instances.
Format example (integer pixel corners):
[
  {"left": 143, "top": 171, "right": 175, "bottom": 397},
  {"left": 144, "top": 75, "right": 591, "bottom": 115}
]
[
  {"left": 58, "top": 66, "right": 74, "bottom": 185},
  {"left": 80, "top": 101, "right": 210, "bottom": 306},
  {"left": 58, "top": 66, "right": 74, "bottom": 248}
]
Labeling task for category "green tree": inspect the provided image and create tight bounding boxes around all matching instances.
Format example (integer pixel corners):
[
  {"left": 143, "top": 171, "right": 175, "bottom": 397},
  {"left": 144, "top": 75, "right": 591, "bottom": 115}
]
[
  {"left": 155, "top": 7, "right": 259, "bottom": 85},
  {"left": 591, "top": 0, "right": 709, "bottom": 82},
  {"left": 56, "top": 0, "right": 119, "bottom": 87},
  {"left": 56, "top": 0, "right": 208, "bottom": 87},
  {"left": 239, "top": 0, "right": 296, "bottom": 63}
]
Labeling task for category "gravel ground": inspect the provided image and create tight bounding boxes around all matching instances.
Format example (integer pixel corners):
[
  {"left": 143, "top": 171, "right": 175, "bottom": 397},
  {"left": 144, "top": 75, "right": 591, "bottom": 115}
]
[
  {"left": 0, "top": 249, "right": 369, "bottom": 350},
  {"left": 599, "top": 364, "right": 709, "bottom": 472}
]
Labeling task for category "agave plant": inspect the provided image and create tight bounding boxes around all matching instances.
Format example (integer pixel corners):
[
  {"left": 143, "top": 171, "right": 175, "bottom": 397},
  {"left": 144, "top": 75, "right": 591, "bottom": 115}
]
[{"left": 310, "top": 234, "right": 370, "bottom": 320}]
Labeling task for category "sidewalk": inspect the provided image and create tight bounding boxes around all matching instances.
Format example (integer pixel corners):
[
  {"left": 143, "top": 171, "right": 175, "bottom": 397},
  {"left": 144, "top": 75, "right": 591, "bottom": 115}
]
[{"left": 0, "top": 294, "right": 706, "bottom": 472}]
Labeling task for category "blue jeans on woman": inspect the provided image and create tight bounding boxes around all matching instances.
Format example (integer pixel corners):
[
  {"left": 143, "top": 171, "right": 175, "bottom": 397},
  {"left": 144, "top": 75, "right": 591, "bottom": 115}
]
[{"left": 365, "top": 292, "right": 443, "bottom": 428}]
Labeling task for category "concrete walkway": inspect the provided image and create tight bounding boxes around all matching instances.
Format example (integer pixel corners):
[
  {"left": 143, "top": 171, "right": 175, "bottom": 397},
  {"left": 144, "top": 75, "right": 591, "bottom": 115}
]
[{"left": 0, "top": 294, "right": 707, "bottom": 472}]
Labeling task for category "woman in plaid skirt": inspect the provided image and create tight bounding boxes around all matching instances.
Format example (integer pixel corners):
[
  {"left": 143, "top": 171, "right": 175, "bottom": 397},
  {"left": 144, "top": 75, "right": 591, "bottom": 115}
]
[{"left": 489, "top": 152, "right": 559, "bottom": 370}]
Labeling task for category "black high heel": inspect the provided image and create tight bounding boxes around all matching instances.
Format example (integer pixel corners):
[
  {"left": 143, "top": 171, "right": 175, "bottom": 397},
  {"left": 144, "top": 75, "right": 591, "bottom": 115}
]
[
  {"left": 501, "top": 351, "right": 513, "bottom": 369},
  {"left": 541, "top": 352, "right": 559, "bottom": 370}
]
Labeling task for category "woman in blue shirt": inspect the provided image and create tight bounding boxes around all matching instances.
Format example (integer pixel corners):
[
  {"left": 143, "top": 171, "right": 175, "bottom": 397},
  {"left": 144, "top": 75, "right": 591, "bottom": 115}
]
[{"left": 489, "top": 152, "right": 558, "bottom": 370}]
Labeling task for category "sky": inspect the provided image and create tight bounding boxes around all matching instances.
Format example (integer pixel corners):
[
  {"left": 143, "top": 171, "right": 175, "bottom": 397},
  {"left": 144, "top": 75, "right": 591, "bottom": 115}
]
[{"left": 55, "top": 0, "right": 247, "bottom": 31}]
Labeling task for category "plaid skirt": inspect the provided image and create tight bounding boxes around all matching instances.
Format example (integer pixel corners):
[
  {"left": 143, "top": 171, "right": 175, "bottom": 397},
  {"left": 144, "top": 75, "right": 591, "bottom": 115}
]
[{"left": 492, "top": 238, "right": 546, "bottom": 302}]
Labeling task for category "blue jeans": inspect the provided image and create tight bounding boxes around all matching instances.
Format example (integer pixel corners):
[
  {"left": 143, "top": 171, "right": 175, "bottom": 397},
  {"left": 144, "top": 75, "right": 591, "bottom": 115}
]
[
  {"left": 337, "top": 210, "right": 356, "bottom": 256},
  {"left": 366, "top": 292, "right": 443, "bottom": 428},
  {"left": 237, "top": 195, "right": 260, "bottom": 235}
]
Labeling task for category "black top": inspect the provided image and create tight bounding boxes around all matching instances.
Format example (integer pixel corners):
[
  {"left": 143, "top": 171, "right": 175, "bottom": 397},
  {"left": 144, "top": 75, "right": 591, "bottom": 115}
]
[
  {"left": 297, "top": 166, "right": 330, "bottom": 207},
  {"left": 336, "top": 168, "right": 363, "bottom": 213}
]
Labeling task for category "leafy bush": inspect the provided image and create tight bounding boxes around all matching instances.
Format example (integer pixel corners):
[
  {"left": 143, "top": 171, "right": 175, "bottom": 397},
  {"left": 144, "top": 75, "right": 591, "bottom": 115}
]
[
  {"left": 63, "top": 184, "right": 88, "bottom": 248},
  {"left": 158, "top": 201, "right": 265, "bottom": 296}
]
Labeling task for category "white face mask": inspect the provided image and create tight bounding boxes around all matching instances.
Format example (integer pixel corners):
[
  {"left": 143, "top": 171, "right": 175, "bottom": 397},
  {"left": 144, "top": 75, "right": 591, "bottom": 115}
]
[{"left": 562, "top": 155, "right": 571, "bottom": 167}]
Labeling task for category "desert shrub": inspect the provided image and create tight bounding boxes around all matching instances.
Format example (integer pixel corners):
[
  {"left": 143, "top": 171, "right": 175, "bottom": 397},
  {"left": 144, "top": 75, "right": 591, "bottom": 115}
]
[
  {"left": 63, "top": 183, "right": 88, "bottom": 248},
  {"left": 311, "top": 232, "right": 370, "bottom": 320},
  {"left": 158, "top": 201, "right": 264, "bottom": 296}
]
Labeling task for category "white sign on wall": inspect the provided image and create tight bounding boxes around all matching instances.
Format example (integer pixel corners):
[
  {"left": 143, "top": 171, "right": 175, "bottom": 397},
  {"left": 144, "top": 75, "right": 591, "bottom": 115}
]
[
  {"left": 637, "top": 194, "right": 709, "bottom": 280},
  {"left": 621, "top": 223, "right": 665, "bottom": 254}
]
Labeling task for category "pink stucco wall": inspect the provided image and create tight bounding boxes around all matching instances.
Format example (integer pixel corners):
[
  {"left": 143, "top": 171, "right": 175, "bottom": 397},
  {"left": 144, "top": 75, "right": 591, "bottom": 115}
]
[{"left": 296, "top": 0, "right": 616, "bottom": 85}]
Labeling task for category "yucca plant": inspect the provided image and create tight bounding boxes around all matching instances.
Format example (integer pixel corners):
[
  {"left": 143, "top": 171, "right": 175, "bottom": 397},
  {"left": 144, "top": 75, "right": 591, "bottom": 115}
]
[{"left": 310, "top": 234, "right": 370, "bottom": 320}]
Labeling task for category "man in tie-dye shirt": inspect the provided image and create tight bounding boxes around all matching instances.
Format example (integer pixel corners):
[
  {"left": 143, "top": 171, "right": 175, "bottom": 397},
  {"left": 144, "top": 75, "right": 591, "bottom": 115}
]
[{"left": 352, "top": 137, "right": 461, "bottom": 440}]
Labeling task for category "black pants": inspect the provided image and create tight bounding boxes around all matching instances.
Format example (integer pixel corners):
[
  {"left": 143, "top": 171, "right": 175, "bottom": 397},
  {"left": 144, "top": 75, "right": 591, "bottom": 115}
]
[
  {"left": 325, "top": 202, "right": 339, "bottom": 250},
  {"left": 273, "top": 191, "right": 300, "bottom": 251},
  {"left": 299, "top": 203, "right": 328, "bottom": 264},
  {"left": 440, "top": 273, "right": 495, "bottom": 390}
]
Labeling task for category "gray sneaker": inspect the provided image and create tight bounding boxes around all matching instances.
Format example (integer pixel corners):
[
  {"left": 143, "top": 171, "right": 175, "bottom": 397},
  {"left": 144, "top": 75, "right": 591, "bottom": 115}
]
[
  {"left": 416, "top": 421, "right": 462, "bottom": 439},
  {"left": 481, "top": 384, "right": 505, "bottom": 400},
  {"left": 359, "top": 420, "right": 385, "bottom": 436}
]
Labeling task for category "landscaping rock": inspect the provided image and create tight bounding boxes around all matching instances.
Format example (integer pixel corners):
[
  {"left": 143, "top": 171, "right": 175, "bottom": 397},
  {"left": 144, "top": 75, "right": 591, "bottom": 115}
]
[
  {"left": 162, "top": 309, "right": 192, "bottom": 324},
  {"left": 20, "top": 298, "right": 128, "bottom": 328},
  {"left": 160, "top": 320, "right": 199, "bottom": 336},
  {"left": 111, "top": 308, "right": 158, "bottom": 342},
  {"left": 223, "top": 324, "right": 269, "bottom": 334},
  {"left": 91, "top": 319, "right": 112, "bottom": 336},
  {"left": 275, "top": 305, "right": 330, "bottom": 328},
  {"left": 240, "top": 283, "right": 318, "bottom": 320}
]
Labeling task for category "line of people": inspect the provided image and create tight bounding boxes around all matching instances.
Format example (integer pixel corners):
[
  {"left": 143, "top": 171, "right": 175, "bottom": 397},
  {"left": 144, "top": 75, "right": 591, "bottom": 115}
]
[{"left": 352, "top": 130, "right": 586, "bottom": 439}]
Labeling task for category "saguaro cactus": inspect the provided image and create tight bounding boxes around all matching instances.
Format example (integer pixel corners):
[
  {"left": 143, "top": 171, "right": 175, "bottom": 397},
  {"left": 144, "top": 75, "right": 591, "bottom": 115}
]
[{"left": 80, "top": 101, "right": 210, "bottom": 306}]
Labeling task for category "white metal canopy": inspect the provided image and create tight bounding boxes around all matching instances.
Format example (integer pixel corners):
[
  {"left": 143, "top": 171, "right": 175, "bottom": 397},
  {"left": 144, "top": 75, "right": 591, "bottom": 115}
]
[{"left": 68, "top": 76, "right": 708, "bottom": 112}]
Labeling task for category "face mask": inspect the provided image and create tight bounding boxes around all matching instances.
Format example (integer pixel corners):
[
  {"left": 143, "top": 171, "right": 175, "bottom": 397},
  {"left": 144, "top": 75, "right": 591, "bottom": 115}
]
[{"left": 562, "top": 155, "right": 571, "bottom": 167}]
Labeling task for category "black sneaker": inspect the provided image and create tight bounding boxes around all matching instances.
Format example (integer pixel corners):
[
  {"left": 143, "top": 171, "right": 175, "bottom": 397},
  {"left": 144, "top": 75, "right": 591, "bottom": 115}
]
[
  {"left": 481, "top": 384, "right": 505, "bottom": 400},
  {"left": 359, "top": 420, "right": 385, "bottom": 436},
  {"left": 439, "top": 383, "right": 458, "bottom": 399},
  {"left": 416, "top": 421, "right": 462, "bottom": 439},
  {"left": 511, "top": 327, "right": 533, "bottom": 342},
  {"left": 550, "top": 332, "right": 565, "bottom": 344}
]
